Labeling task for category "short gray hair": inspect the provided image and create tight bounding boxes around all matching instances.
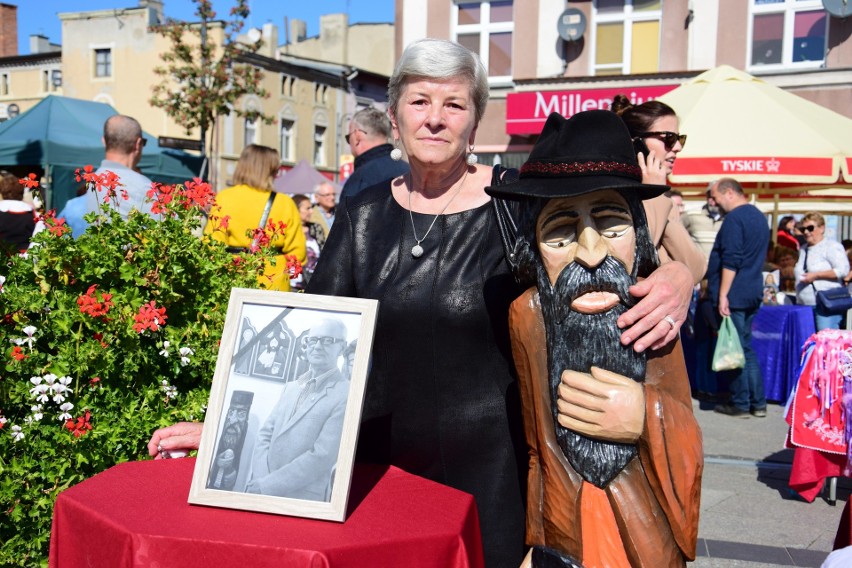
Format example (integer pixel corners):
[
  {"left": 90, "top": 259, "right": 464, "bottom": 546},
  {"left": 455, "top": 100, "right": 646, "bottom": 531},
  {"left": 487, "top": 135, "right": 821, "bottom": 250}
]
[
  {"left": 388, "top": 38, "right": 489, "bottom": 126},
  {"left": 351, "top": 107, "right": 393, "bottom": 142}
]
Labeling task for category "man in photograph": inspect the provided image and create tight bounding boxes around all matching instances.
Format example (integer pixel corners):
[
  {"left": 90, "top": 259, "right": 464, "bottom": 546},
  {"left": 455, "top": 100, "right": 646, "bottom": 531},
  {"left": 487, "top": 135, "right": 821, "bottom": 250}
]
[{"left": 245, "top": 317, "right": 349, "bottom": 500}]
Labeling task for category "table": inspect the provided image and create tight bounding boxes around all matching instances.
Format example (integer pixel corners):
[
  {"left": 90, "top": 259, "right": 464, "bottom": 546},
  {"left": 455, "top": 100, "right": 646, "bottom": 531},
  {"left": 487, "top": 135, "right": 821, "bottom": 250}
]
[
  {"left": 785, "top": 330, "right": 852, "bottom": 503},
  {"left": 752, "top": 304, "right": 815, "bottom": 402},
  {"left": 50, "top": 459, "right": 484, "bottom": 568}
]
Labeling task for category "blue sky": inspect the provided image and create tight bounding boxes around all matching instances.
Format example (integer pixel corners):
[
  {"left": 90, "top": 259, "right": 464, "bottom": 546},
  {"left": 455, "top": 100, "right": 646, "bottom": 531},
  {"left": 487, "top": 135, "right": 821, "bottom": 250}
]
[{"left": 14, "top": 0, "right": 395, "bottom": 55}]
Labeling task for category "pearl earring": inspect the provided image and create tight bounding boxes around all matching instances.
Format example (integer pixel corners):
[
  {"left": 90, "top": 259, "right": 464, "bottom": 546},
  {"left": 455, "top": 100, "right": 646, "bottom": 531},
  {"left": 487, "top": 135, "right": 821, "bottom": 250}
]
[
  {"left": 466, "top": 145, "right": 478, "bottom": 166},
  {"left": 390, "top": 140, "right": 403, "bottom": 161}
]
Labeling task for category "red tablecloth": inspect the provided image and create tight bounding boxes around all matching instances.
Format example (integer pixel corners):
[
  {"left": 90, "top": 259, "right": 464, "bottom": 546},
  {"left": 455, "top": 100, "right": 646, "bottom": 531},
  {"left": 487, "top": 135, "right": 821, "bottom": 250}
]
[
  {"left": 49, "top": 459, "right": 484, "bottom": 568},
  {"left": 788, "top": 445, "right": 847, "bottom": 503}
]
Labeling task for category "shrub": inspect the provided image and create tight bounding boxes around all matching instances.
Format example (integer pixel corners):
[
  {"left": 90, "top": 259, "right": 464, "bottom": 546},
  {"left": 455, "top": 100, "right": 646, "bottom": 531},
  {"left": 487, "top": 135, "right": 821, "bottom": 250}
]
[{"left": 0, "top": 171, "right": 296, "bottom": 565}]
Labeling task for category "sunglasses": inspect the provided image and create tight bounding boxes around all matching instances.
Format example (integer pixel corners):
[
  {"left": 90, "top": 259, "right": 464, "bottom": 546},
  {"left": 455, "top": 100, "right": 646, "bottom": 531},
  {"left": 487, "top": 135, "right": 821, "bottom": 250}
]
[
  {"left": 800, "top": 225, "right": 818, "bottom": 233},
  {"left": 345, "top": 129, "right": 366, "bottom": 145},
  {"left": 304, "top": 336, "right": 344, "bottom": 347},
  {"left": 637, "top": 131, "right": 687, "bottom": 150}
]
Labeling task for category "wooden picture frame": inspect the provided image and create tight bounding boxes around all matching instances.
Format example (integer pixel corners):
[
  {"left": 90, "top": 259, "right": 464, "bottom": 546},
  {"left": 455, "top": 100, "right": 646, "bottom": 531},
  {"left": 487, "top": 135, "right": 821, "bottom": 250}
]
[{"left": 188, "top": 288, "right": 378, "bottom": 522}]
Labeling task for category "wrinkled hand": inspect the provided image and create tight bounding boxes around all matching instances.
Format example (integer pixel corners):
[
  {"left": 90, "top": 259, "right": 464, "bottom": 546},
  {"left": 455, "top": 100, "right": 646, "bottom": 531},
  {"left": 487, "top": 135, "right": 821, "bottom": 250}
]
[
  {"left": 637, "top": 151, "right": 667, "bottom": 185},
  {"left": 147, "top": 421, "right": 203, "bottom": 459},
  {"left": 618, "top": 261, "right": 692, "bottom": 352},
  {"left": 556, "top": 367, "right": 645, "bottom": 443}
]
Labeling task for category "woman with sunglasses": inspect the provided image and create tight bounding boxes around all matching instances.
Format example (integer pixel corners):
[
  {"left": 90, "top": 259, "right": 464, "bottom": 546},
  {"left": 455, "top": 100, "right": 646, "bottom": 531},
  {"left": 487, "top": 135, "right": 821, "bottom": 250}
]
[
  {"left": 794, "top": 212, "right": 850, "bottom": 330},
  {"left": 611, "top": 94, "right": 706, "bottom": 285}
]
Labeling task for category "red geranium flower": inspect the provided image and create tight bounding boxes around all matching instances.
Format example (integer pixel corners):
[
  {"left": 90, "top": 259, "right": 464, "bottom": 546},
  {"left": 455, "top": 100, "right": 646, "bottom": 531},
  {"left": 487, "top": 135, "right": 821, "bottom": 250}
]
[
  {"left": 19, "top": 173, "right": 39, "bottom": 189},
  {"left": 77, "top": 285, "right": 114, "bottom": 319},
  {"left": 65, "top": 410, "right": 93, "bottom": 438},
  {"left": 10, "top": 346, "right": 27, "bottom": 361},
  {"left": 133, "top": 301, "right": 168, "bottom": 333}
]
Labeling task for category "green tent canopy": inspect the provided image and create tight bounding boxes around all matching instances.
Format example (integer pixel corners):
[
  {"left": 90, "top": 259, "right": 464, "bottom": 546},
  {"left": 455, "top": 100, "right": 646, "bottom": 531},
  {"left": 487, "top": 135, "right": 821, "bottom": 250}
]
[{"left": 0, "top": 95, "right": 202, "bottom": 211}]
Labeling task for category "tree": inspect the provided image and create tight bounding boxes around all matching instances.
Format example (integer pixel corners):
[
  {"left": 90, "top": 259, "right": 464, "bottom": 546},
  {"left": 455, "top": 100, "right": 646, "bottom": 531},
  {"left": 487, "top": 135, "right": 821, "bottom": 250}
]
[{"left": 149, "top": 0, "right": 272, "bottom": 182}]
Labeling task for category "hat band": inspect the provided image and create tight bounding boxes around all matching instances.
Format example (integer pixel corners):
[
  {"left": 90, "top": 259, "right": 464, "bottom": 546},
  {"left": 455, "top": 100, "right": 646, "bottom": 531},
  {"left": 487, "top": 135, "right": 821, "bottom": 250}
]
[{"left": 520, "top": 160, "right": 642, "bottom": 180}]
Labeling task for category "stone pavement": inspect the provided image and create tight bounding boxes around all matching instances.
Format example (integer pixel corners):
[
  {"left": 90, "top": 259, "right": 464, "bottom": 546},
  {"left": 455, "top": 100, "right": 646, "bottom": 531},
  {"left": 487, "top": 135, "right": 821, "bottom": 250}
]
[{"left": 691, "top": 398, "right": 848, "bottom": 567}]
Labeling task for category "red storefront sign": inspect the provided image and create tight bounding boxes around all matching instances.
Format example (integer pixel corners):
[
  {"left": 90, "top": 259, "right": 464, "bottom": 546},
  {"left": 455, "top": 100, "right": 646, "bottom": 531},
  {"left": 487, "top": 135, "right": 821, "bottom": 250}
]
[
  {"left": 672, "top": 157, "right": 835, "bottom": 178},
  {"left": 505, "top": 85, "right": 679, "bottom": 135}
]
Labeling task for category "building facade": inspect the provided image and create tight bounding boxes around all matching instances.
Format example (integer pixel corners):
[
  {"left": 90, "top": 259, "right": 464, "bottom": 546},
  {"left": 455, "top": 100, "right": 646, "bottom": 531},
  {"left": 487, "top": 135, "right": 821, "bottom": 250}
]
[
  {"left": 0, "top": 2, "right": 395, "bottom": 192},
  {"left": 396, "top": 0, "right": 852, "bottom": 169}
]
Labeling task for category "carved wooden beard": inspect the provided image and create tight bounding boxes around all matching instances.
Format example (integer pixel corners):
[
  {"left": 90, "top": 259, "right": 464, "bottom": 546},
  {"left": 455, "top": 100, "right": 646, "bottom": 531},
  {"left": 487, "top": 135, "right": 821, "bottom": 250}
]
[{"left": 536, "top": 255, "right": 646, "bottom": 489}]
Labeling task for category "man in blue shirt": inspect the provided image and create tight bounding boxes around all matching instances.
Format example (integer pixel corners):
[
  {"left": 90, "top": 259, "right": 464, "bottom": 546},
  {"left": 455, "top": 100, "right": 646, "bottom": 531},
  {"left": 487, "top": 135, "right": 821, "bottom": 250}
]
[
  {"left": 85, "top": 115, "right": 161, "bottom": 221},
  {"left": 707, "top": 177, "right": 770, "bottom": 418}
]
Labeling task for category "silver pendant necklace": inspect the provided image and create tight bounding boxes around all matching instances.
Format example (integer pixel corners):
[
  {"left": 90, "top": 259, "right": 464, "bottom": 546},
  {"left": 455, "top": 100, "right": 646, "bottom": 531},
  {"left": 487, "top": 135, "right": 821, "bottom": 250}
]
[{"left": 407, "top": 169, "right": 468, "bottom": 258}]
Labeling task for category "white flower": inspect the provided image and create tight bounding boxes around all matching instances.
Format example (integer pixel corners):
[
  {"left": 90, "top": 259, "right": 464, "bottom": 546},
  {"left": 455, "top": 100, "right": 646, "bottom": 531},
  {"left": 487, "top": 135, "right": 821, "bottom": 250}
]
[
  {"left": 11, "top": 425, "right": 24, "bottom": 442},
  {"left": 159, "top": 340, "right": 171, "bottom": 357},
  {"left": 58, "top": 402, "right": 74, "bottom": 421},
  {"left": 12, "top": 338, "right": 25, "bottom": 346},
  {"left": 0, "top": 416, "right": 7, "bottom": 427},
  {"left": 0, "top": 275, "right": 5, "bottom": 293},
  {"left": 29, "top": 383, "right": 49, "bottom": 403},
  {"left": 160, "top": 381, "right": 178, "bottom": 400},
  {"left": 179, "top": 346, "right": 194, "bottom": 366},
  {"left": 30, "top": 405, "right": 43, "bottom": 421},
  {"left": 52, "top": 393, "right": 67, "bottom": 404},
  {"left": 43, "top": 374, "right": 57, "bottom": 387},
  {"left": 29, "top": 376, "right": 43, "bottom": 386}
]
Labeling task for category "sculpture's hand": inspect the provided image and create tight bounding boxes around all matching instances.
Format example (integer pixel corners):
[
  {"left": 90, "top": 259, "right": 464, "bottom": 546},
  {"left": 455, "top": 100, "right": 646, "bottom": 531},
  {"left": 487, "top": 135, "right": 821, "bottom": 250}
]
[
  {"left": 556, "top": 367, "right": 645, "bottom": 443},
  {"left": 618, "top": 261, "right": 691, "bottom": 352}
]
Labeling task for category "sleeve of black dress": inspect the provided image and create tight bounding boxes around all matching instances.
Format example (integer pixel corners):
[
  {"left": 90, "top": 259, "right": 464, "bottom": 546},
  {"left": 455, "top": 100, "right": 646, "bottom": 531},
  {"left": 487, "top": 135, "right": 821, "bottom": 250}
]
[{"left": 305, "top": 202, "right": 356, "bottom": 297}]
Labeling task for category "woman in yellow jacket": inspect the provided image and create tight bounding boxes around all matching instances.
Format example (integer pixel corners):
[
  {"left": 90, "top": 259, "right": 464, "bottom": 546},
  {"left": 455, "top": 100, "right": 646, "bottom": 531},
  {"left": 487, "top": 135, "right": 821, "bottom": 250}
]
[{"left": 205, "top": 145, "right": 307, "bottom": 291}]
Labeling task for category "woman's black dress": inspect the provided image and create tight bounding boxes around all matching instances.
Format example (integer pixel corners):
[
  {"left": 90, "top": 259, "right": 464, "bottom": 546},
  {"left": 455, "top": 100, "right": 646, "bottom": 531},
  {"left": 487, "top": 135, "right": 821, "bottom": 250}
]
[{"left": 307, "top": 181, "right": 527, "bottom": 567}]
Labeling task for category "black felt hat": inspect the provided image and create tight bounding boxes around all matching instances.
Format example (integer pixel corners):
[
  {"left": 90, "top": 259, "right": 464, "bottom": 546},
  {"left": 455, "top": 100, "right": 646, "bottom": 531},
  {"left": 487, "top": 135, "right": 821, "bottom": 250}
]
[{"left": 486, "top": 110, "right": 668, "bottom": 200}]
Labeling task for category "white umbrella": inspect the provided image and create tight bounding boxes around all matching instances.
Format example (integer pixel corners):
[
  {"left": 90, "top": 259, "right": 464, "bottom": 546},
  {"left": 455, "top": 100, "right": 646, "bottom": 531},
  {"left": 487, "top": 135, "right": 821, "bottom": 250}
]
[{"left": 658, "top": 65, "right": 852, "bottom": 190}]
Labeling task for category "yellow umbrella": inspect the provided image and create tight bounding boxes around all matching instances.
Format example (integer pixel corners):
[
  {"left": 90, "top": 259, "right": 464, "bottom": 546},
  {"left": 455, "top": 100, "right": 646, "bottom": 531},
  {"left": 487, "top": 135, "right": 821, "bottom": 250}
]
[{"left": 658, "top": 65, "right": 852, "bottom": 189}]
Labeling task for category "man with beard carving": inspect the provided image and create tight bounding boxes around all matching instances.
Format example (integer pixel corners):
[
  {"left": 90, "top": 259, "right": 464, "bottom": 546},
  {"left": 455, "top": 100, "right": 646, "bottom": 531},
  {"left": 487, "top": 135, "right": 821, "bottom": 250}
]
[
  {"left": 487, "top": 111, "right": 702, "bottom": 568},
  {"left": 207, "top": 390, "right": 253, "bottom": 490}
]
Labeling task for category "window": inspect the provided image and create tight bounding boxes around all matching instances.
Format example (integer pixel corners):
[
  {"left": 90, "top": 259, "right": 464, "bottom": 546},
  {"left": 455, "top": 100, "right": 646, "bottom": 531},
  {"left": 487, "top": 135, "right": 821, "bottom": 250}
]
[
  {"left": 280, "top": 119, "right": 295, "bottom": 162},
  {"left": 749, "top": 0, "right": 826, "bottom": 69},
  {"left": 94, "top": 48, "right": 112, "bottom": 78},
  {"left": 313, "top": 126, "right": 326, "bottom": 167},
  {"left": 592, "top": 0, "right": 661, "bottom": 76},
  {"left": 244, "top": 117, "right": 258, "bottom": 147},
  {"left": 0, "top": 73, "right": 9, "bottom": 96},
  {"left": 281, "top": 75, "right": 295, "bottom": 97},
  {"left": 452, "top": 1, "right": 513, "bottom": 85}
]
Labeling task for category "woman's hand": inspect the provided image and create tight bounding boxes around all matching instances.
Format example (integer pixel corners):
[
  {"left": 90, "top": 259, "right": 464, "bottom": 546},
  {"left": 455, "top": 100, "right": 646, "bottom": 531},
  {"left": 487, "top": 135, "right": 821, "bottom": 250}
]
[
  {"left": 617, "top": 261, "right": 692, "bottom": 352},
  {"left": 637, "top": 150, "right": 667, "bottom": 185},
  {"left": 147, "top": 422, "right": 203, "bottom": 459}
]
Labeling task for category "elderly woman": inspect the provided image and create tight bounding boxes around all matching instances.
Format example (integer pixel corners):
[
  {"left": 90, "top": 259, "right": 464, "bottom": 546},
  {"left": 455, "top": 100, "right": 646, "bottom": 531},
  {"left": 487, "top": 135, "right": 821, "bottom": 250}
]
[
  {"left": 794, "top": 211, "right": 850, "bottom": 330},
  {"left": 611, "top": 94, "right": 706, "bottom": 285},
  {"left": 150, "top": 39, "right": 693, "bottom": 567},
  {"left": 204, "top": 144, "right": 306, "bottom": 291}
]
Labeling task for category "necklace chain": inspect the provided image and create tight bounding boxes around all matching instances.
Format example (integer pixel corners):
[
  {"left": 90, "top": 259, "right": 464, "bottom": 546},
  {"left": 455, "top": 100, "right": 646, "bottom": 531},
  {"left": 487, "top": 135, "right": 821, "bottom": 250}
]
[{"left": 407, "top": 169, "right": 468, "bottom": 258}]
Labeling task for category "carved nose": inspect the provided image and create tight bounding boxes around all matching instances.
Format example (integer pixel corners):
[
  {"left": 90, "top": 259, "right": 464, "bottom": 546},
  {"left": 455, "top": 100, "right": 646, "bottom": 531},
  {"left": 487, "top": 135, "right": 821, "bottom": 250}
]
[{"left": 573, "top": 226, "right": 607, "bottom": 269}]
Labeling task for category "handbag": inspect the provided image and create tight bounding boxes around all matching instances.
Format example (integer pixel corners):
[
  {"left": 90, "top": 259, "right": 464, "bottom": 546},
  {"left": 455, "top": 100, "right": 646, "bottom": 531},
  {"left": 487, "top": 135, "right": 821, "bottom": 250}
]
[
  {"left": 805, "top": 246, "right": 852, "bottom": 315},
  {"left": 711, "top": 316, "right": 745, "bottom": 372},
  {"left": 815, "top": 286, "right": 852, "bottom": 315}
]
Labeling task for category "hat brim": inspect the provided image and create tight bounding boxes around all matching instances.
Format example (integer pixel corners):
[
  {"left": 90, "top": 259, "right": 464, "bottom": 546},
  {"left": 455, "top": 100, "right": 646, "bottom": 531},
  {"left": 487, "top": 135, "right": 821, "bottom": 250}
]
[{"left": 485, "top": 174, "right": 669, "bottom": 201}]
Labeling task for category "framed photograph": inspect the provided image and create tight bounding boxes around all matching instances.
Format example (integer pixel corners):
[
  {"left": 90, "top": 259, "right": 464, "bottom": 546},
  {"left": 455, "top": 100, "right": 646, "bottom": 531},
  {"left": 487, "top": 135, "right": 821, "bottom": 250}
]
[{"left": 189, "top": 287, "right": 378, "bottom": 522}]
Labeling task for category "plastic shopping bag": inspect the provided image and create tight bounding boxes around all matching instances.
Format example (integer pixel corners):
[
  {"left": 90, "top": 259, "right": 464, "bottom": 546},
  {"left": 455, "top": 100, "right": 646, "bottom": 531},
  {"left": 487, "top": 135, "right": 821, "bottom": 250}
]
[{"left": 711, "top": 316, "right": 745, "bottom": 371}]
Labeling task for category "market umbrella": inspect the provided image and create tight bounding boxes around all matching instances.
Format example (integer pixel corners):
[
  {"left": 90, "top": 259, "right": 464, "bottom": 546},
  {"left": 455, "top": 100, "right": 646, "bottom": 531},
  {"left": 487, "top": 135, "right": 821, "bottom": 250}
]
[
  {"left": 272, "top": 159, "right": 339, "bottom": 195},
  {"left": 658, "top": 65, "right": 852, "bottom": 190}
]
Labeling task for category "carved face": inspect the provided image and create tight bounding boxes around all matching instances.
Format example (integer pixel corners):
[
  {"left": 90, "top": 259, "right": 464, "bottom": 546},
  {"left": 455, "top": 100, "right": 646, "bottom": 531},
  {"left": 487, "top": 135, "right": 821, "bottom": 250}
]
[{"left": 536, "top": 189, "right": 636, "bottom": 312}]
